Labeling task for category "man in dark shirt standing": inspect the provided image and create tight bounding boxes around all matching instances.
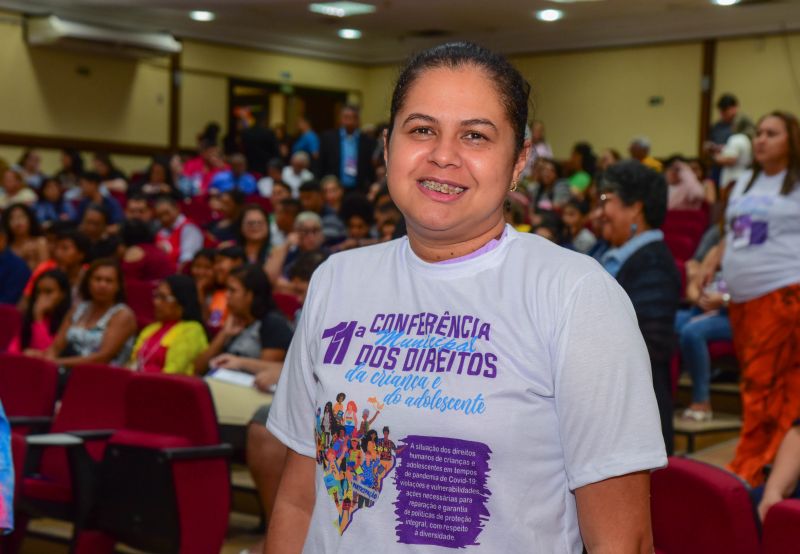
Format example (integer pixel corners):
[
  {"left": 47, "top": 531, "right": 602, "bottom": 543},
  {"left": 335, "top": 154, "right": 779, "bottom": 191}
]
[
  {"left": 241, "top": 113, "right": 281, "bottom": 176},
  {"left": 318, "top": 106, "right": 376, "bottom": 194}
]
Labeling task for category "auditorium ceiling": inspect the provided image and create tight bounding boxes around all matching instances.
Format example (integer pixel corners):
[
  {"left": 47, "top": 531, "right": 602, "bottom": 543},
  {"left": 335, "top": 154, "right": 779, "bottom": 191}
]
[{"left": 0, "top": 0, "right": 798, "bottom": 64}]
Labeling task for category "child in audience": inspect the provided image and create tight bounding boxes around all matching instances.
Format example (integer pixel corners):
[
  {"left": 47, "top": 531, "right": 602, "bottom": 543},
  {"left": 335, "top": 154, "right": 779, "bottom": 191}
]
[
  {"left": 561, "top": 198, "right": 597, "bottom": 254},
  {"left": 207, "top": 190, "right": 245, "bottom": 243},
  {"left": 206, "top": 246, "right": 247, "bottom": 334},
  {"left": 190, "top": 248, "right": 215, "bottom": 307},
  {"left": 129, "top": 275, "right": 208, "bottom": 374},
  {"left": 35, "top": 177, "right": 76, "bottom": 228},
  {"left": 23, "top": 228, "right": 89, "bottom": 305},
  {"left": 2, "top": 203, "right": 49, "bottom": 270},
  {"left": 332, "top": 194, "right": 376, "bottom": 252},
  {"left": 8, "top": 269, "right": 71, "bottom": 354}
]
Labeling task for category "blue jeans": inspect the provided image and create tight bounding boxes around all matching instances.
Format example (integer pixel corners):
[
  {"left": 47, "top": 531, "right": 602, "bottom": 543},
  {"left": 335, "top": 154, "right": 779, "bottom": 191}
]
[{"left": 674, "top": 307, "right": 733, "bottom": 404}]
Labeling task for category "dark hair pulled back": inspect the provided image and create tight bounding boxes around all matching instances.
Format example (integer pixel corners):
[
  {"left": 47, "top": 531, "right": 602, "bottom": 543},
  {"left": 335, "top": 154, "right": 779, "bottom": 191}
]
[{"left": 387, "top": 41, "right": 531, "bottom": 156}]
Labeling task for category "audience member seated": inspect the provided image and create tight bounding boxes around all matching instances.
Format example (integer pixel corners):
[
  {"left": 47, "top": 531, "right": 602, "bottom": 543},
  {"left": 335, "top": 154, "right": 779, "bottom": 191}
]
[
  {"left": 687, "top": 157, "right": 718, "bottom": 206},
  {"left": 332, "top": 194, "right": 377, "bottom": 252},
  {"left": 206, "top": 189, "right": 244, "bottom": 244},
  {"left": 561, "top": 198, "right": 597, "bottom": 254},
  {"left": 119, "top": 219, "right": 176, "bottom": 283},
  {"left": 209, "top": 153, "right": 258, "bottom": 195},
  {"left": 75, "top": 171, "right": 124, "bottom": 224},
  {"left": 7, "top": 269, "right": 71, "bottom": 354},
  {"left": 532, "top": 211, "right": 564, "bottom": 244},
  {"left": 16, "top": 149, "right": 45, "bottom": 189},
  {"left": 128, "top": 156, "right": 179, "bottom": 200},
  {"left": 665, "top": 155, "right": 706, "bottom": 211},
  {"left": 24, "top": 228, "right": 89, "bottom": 305},
  {"left": 206, "top": 246, "right": 247, "bottom": 334},
  {"left": 180, "top": 139, "right": 227, "bottom": 197},
  {"left": 756, "top": 422, "right": 800, "bottom": 522},
  {"left": 321, "top": 174, "right": 344, "bottom": 213},
  {"left": 129, "top": 274, "right": 208, "bottom": 374},
  {"left": 41, "top": 258, "right": 137, "bottom": 367},
  {"left": 2, "top": 203, "right": 49, "bottom": 270},
  {"left": 194, "top": 264, "right": 293, "bottom": 375},
  {"left": 35, "top": 176, "right": 76, "bottom": 228},
  {"left": 154, "top": 195, "right": 204, "bottom": 268},
  {"left": 298, "top": 180, "right": 345, "bottom": 244},
  {"left": 567, "top": 142, "right": 598, "bottom": 197},
  {"left": 504, "top": 194, "right": 532, "bottom": 233},
  {"left": 265, "top": 211, "right": 329, "bottom": 292},
  {"left": 0, "top": 167, "right": 37, "bottom": 209},
  {"left": 597, "top": 148, "right": 622, "bottom": 172},
  {"left": 675, "top": 244, "right": 732, "bottom": 421},
  {"left": 92, "top": 152, "right": 128, "bottom": 193},
  {"left": 527, "top": 158, "right": 570, "bottom": 219},
  {"left": 598, "top": 160, "right": 681, "bottom": 455},
  {"left": 237, "top": 204, "right": 272, "bottom": 265},
  {"left": 281, "top": 151, "right": 315, "bottom": 197},
  {"left": 124, "top": 193, "right": 157, "bottom": 233},
  {"left": 629, "top": 136, "right": 663, "bottom": 172},
  {"left": 318, "top": 105, "right": 376, "bottom": 193},
  {"left": 256, "top": 158, "right": 285, "bottom": 198},
  {"left": 190, "top": 248, "right": 216, "bottom": 311},
  {"left": 0, "top": 223, "right": 31, "bottom": 306},
  {"left": 55, "top": 148, "right": 84, "bottom": 193},
  {"left": 79, "top": 203, "right": 119, "bottom": 260},
  {"left": 270, "top": 197, "right": 301, "bottom": 247}
]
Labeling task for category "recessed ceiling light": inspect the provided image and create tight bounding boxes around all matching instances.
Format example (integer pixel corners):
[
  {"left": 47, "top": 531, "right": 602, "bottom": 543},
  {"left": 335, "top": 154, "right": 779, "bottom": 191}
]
[
  {"left": 189, "top": 10, "right": 215, "bottom": 22},
  {"left": 711, "top": 0, "right": 740, "bottom": 4},
  {"left": 535, "top": 9, "right": 564, "bottom": 22},
  {"left": 338, "top": 28, "right": 362, "bottom": 39},
  {"left": 309, "top": 2, "right": 377, "bottom": 18}
]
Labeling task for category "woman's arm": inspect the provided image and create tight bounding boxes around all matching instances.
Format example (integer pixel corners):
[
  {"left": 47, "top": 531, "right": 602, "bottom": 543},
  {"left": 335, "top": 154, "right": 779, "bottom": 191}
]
[
  {"left": 576, "top": 471, "right": 653, "bottom": 554},
  {"left": 54, "top": 308, "right": 137, "bottom": 368},
  {"left": 264, "top": 242, "right": 291, "bottom": 286},
  {"left": 265, "top": 450, "right": 316, "bottom": 554},
  {"left": 758, "top": 426, "right": 800, "bottom": 521},
  {"left": 43, "top": 305, "right": 76, "bottom": 359},
  {"left": 193, "top": 327, "right": 231, "bottom": 375}
]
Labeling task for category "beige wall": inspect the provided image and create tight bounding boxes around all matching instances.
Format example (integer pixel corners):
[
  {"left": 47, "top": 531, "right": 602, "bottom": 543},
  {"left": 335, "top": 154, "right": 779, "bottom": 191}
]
[
  {"left": 715, "top": 33, "right": 800, "bottom": 124},
  {"left": 178, "top": 72, "right": 227, "bottom": 149},
  {"left": 0, "top": 12, "right": 170, "bottom": 146},
  {"left": 511, "top": 43, "right": 703, "bottom": 159},
  {"left": 361, "top": 64, "right": 398, "bottom": 126}
]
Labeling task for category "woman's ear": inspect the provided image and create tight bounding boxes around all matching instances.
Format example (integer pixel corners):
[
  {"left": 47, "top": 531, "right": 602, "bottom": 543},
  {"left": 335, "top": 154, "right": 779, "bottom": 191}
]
[
  {"left": 383, "top": 128, "right": 390, "bottom": 169},
  {"left": 513, "top": 139, "right": 532, "bottom": 182}
]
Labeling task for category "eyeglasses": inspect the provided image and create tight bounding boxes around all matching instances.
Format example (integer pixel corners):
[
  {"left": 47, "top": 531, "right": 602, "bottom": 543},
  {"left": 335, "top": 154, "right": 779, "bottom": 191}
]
[{"left": 244, "top": 220, "right": 266, "bottom": 227}]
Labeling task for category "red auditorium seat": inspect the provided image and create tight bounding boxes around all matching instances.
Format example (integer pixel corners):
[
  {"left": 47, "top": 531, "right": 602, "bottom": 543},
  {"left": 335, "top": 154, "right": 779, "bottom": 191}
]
[
  {"left": 0, "top": 354, "right": 58, "bottom": 434},
  {"left": 73, "top": 373, "right": 231, "bottom": 554},
  {"left": 0, "top": 304, "right": 22, "bottom": 351},
  {"left": 273, "top": 291, "right": 301, "bottom": 322},
  {"left": 124, "top": 279, "right": 156, "bottom": 330},
  {"left": 8, "top": 364, "right": 132, "bottom": 554},
  {"left": 762, "top": 499, "right": 800, "bottom": 554},
  {"left": 651, "top": 456, "right": 760, "bottom": 554}
]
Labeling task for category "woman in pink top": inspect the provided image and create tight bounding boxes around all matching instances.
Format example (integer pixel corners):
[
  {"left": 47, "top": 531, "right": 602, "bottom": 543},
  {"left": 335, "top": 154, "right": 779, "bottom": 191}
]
[
  {"left": 665, "top": 156, "right": 707, "bottom": 211},
  {"left": 8, "top": 269, "right": 72, "bottom": 354}
]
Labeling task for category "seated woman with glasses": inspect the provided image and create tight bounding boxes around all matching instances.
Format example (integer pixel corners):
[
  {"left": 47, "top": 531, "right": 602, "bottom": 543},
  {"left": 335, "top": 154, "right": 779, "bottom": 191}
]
[
  {"left": 264, "top": 211, "right": 328, "bottom": 293},
  {"left": 236, "top": 204, "right": 272, "bottom": 265},
  {"left": 129, "top": 274, "right": 208, "bottom": 374},
  {"left": 598, "top": 160, "right": 682, "bottom": 455}
]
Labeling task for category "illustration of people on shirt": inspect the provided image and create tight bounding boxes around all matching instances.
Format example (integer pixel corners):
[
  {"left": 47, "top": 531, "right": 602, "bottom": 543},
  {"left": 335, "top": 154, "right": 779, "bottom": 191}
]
[
  {"left": 314, "top": 393, "right": 398, "bottom": 535},
  {"left": 333, "top": 393, "right": 346, "bottom": 426}
]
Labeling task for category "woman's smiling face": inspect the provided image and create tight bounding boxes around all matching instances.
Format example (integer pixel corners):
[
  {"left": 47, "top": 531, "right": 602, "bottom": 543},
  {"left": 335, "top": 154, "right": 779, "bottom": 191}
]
[{"left": 385, "top": 66, "right": 527, "bottom": 246}]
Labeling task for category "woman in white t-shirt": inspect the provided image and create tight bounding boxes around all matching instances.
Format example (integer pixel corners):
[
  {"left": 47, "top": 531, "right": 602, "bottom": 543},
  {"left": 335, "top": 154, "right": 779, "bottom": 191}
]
[
  {"left": 721, "top": 111, "right": 800, "bottom": 487},
  {"left": 265, "top": 42, "right": 666, "bottom": 553},
  {"left": 715, "top": 119, "right": 753, "bottom": 189}
]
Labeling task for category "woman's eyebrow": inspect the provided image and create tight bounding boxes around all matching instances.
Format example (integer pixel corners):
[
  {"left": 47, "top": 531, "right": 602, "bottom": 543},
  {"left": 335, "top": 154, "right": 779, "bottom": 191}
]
[
  {"left": 403, "top": 113, "right": 437, "bottom": 125},
  {"left": 461, "top": 118, "right": 497, "bottom": 131},
  {"left": 402, "top": 113, "right": 497, "bottom": 131}
]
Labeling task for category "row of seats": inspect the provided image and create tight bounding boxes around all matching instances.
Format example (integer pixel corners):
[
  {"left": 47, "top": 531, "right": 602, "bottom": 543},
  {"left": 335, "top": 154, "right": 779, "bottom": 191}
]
[
  {"left": 652, "top": 456, "right": 800, "bottom": 554},
  {"left": 0, "top": 353, "right": 231, "bottom": 554}
]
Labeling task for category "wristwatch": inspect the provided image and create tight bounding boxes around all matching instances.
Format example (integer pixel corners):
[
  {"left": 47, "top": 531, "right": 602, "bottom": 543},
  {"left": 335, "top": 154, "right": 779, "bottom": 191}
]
[{"left": 721, "top": 293, "right": 731, "bottom": 308}]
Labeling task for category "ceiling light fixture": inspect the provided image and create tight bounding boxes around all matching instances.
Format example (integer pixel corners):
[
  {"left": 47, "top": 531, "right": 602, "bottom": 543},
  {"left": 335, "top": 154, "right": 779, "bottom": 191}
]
[
  {"left": 535, "top": 9, "right": 564, "bottom": 22},
  {"left": 309, "top": 2, "right": 377, "bottom": 18},
  {"left": 338, "top": 28, "right": 362, "bottom": 39},
  {"left": 189, "top": 10, "right": 215, "bottom": 22},
  {"left": 711, "top": 0, "right": 740, "bottom": 5}
]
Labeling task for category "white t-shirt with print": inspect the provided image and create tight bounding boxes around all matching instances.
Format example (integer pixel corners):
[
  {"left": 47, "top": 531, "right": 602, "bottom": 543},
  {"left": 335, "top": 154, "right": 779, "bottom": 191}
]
[
  {"left": 723, "top": 170, "right": 800, "bottom": 302},
  {"left": 719, "top": 133, "right": 752, "bottom": 188},
  {"left": 268, "top": 226, "right": 666, "bottom": 553}
]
